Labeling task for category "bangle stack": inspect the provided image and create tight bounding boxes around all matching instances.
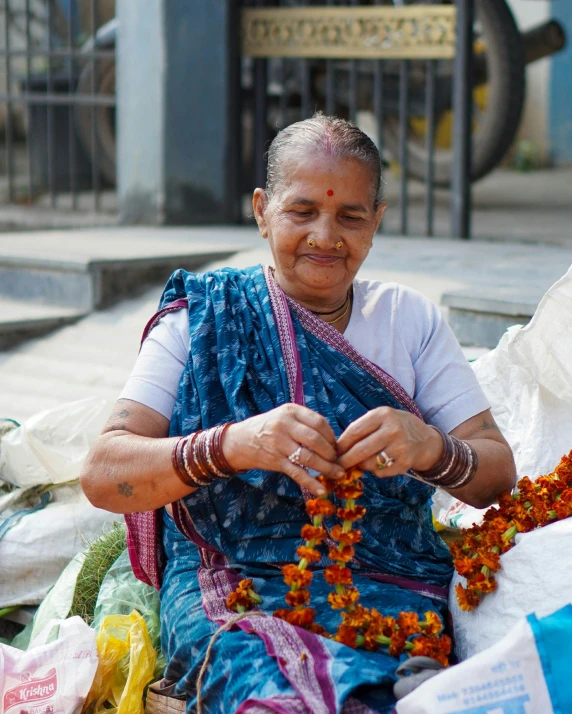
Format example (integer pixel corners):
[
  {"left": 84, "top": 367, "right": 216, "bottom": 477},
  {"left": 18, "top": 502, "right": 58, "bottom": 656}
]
[
  {"left": 171, "top": 423, "right": 235, "bottom": 489},
  {"left": 411, "top": 426, "right": 478, "bottom": 490}
]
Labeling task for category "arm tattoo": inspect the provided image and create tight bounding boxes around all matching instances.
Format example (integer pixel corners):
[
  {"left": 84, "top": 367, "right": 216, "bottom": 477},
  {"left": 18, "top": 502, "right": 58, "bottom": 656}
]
[
  {"left": 481, "top": 416, "right": 501, "bottom": 433},
  {"left": 102, "top": 401, "right": 131, "bottom": 434},
  {"left": 117, "top": 482, "right": 134, "bottom": 498}
]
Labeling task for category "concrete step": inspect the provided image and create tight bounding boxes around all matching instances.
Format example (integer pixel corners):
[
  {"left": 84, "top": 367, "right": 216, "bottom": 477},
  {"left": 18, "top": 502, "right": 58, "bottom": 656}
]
[
  {"left": 442, "top": 287, "right": 543, "bottom": 349},
  {"left": 0, "top": 298, "right": 86, "bottom": 351},
  {"left": 0, "top": 226, "right": 254, "bottom": 311}
]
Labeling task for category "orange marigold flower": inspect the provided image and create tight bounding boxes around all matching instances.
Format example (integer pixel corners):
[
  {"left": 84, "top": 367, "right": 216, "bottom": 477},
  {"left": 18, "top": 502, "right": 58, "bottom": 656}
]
[
  {"left": 226, "top": 591, "right": 254, "bottom": 612},
  {"left": 334, "top": 481, "right": 364, "bottom": 500},
  {"left": 308, "top": 622, "right": 328, "bottom": 636},
  {"left": 316, "top": 475, "right": 338, "bottom": 494},
  {"left": 388, "top": 630, "right": 407, "bottom": 658},
  {"left": 397, "top": 612, "right": 421, "bottom": 637},
  {"left": 285, "top": 607, "right": 316, "bottom": 628},
  {"left": 306, "top": 498, "right": 336, "bottom": 518},
  {"left": 331, "top": 525, "right": 362, "bottom": 545},
  {"left": 282, "top": 564, "right": 313, "bottom": 588},
  {"left": 296, "top": 545, "right": 322, "bottom": 563},
  {"left": 285, "top": 588, "right": 311, "bottom": 607},
  {"left": 475, "top": 550, "right": 501, "bottom": 572},
  {"left": 341, "top": 604, "right": 372, "bottom": 630},
  {"left": 273, "top": 607, "right": 316, "bottom": 629},
  {"left": 300, "top": 524, "right": 327, "bottom": 544},
  {"left": 410, "top": 635, "right": 451, "bottom": 667},
  {"left": 334, "top": 624, "right": 358, "bottom": 649},
  {"left": 467, "top": 573, "right": 497, "bottom": 595},
  {"left": 324, "top": 564, "right": 353, "bottom": 586},
  {"left": 334, "top": 468, "right": 363, "bottom": 487},
  {"left": 421, "top": 611, "right": 443, "bottom": 636},
  {"left": 236, "top": 578, "right": 253, "bottom": 593},
  {"left": 327, "top": 544, "right": 355, "bottom": 563},
  {"left": 328, "top": 586, "right": 360, "bottom": 610},
  {"left": 455, "top": 583, "right": 481, "bottom": 611},
  {"left": 454, "top": 556, "right": 479, "bottom": 578},
  {"left": 337, "top": 505, "right": 367, "bottom": 522}
]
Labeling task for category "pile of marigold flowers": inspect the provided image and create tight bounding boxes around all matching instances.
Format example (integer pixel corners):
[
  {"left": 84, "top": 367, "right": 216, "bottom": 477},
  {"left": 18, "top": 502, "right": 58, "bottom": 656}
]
[
  {"left": 453, "top": 450, "right": 572, "bottom": 611},
  {"left": 227, "top": 468, "right": 451, "bottom": 666}
]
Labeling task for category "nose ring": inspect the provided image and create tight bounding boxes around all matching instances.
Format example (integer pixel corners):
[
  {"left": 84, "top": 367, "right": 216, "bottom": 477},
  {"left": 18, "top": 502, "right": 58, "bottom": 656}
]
[
  {"left": 335, "top": 241, "right": 343, "bottom": 251},
  {"left": 307, "top": 238, "right": 316, "bottom": 248}
]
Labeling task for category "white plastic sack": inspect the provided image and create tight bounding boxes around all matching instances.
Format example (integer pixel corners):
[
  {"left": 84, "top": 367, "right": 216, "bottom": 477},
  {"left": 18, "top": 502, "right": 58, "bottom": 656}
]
[
  {"left": 450, "top": 517, "right": 572, "bottom": 662},
  {"left": 434, "top": 266, "right": 572, "bottom": 529},
  {"left": 0, "top": 617, "right": 97, "bottom": 714},
  {"left": 396, "top": 616, "right": 553, "bottom": 714},
  {"left": 0, "top": 484, "right": 119, "bottom": 608},
  {"left": 0, "top": 397, "right": 109, "bottom": 488}
]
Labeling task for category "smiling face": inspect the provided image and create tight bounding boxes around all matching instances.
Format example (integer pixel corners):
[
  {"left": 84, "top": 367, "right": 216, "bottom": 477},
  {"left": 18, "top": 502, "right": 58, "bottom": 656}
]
[{"left": 253, "top": 153, "right": 385, "bottom": 308}]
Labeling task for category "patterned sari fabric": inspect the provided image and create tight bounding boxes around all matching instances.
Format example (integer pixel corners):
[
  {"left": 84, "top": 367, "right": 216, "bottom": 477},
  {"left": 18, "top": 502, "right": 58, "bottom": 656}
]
[{"left": 131, "top": 265, "right": 454, "bottom": 714}]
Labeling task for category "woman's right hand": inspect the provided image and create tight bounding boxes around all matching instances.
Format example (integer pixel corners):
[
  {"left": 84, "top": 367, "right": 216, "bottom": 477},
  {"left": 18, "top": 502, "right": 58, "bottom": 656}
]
[{"left": 222, "top": 404, "right": 345, "bottom": 496}]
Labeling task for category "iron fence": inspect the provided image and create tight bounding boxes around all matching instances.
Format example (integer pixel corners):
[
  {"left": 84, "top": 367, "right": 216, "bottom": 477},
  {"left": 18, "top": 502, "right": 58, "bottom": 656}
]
[
  {"left": 239, "top": 0, "right": 473, "bottom": 238},
  {"left": 0, "top": 0, "right": 116, "bottom": 213}
]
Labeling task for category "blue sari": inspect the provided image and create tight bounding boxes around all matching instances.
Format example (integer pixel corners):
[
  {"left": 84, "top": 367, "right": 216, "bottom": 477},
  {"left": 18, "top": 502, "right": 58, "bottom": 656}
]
[{"left": 128, "top": 265, "right": 453, "bottom": 714}]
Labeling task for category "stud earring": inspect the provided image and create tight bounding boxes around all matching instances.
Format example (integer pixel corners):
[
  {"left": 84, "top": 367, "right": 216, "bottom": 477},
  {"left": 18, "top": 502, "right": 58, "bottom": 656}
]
[
  {"left": 307, "top": 238, "right": 316, "bottom": 248},
  {"left": 335, "top": 241, "right": 343, "bottom": 251}
]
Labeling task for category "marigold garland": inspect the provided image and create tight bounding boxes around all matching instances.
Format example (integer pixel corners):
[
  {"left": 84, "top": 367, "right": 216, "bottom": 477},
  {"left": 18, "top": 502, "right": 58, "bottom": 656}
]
[
  {"left": 227, "top": 466, "right": 451, "bottom": 666},
  {"left": 452, "top": 450, "right": 572, "bottom": 611}
]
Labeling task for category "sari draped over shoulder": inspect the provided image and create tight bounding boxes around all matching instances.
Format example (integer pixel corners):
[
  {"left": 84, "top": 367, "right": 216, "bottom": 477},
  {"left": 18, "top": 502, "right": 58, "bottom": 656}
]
[{"left": 125, "top": 265, "right": 453, "bottom": 714}]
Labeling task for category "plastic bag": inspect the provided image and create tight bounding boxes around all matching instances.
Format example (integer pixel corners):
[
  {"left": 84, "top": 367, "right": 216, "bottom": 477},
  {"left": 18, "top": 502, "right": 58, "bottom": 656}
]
[
  {"left": 433, "top": 267, "right": 572, "bottom": 530},
  {"left": 0, "top": 397, "right": 109, "bottom": 488},
  {"left": 0, "top": 616, "right": 98, "bottom": 714},
  {"left": 92, "top": 550, "right": 166, "bottom": 678},
  {"left": 396, "top": 605, "right": 572, "bottom": 713},
  {"left": 82, "top": 611, "right": 156, "bottom": 714}
]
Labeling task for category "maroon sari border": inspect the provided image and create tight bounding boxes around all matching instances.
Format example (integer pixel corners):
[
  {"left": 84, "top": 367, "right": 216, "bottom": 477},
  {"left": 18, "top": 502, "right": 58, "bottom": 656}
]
[
  {"left": 273, "top": 277, "right": 422, "bottom": 420},
  {"left": 264, "top": 265, "right": 304, "bottom": 405},
  {"left": 198, "top": 560, "right": 337, "bottom": 714},
  {"left": 140, "top": 297, "right": 189, "bottom": 349}
]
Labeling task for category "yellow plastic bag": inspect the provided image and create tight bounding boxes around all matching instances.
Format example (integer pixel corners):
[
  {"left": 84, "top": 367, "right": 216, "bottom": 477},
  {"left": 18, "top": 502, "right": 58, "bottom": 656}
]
[{"left": 82, "top": 610, "right": 157, "bottom": 714}]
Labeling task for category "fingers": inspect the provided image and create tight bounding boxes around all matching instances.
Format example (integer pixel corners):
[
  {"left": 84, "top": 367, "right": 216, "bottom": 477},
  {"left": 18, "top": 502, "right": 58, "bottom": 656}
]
[
  {"left": 290, "top": 421, "right": 338, "bottom": 463},
  {"left": 287, "top": 404, "right": 338, "bottom": 448},
  {"left": 336, "top": 407, "right": 393, "bottom": 455},
  {"left": 280, "top": 451, "right": 327, "bottom": 497},
  {"left": 337, "top": 429, "right": 389, "bottom": 471}
]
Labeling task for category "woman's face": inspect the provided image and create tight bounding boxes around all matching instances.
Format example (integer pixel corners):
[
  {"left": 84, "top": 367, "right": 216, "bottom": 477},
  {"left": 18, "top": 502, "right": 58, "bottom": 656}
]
[{"left": 253, "top": 153, "right": 385, "bottom": 302}]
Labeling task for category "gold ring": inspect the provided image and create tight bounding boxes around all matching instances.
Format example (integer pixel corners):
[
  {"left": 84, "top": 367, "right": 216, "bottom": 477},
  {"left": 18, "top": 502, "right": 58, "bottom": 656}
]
[
  {"left": 376, "top": 450, "right": 394, "bottom": 470},
  {"left": 307, "top": 238, "right": 316, "bottom": 248}
]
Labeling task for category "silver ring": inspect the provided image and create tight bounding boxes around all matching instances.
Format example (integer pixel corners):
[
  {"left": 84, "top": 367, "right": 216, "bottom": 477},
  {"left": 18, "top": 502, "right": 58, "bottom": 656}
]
[
  {"left": 288, "top": 445, "right": 304, "bottom": 466},
  {"left": 376, "top": 450, "right": 394, "bottom": 470}
]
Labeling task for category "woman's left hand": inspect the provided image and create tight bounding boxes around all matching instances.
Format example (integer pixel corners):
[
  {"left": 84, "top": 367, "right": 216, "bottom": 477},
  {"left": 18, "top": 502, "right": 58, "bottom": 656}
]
[{"left": 336, "top": 407, "right": 443, "bottom": 477}]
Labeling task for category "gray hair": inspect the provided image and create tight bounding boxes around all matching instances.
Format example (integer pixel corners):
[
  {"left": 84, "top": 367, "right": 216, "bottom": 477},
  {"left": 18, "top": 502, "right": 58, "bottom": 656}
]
[{"left": 265, "top": 112, "right": 383, "bottom": 207}]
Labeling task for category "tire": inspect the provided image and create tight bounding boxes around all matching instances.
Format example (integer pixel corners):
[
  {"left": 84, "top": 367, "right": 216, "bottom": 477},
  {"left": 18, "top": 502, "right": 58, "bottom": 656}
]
[
  {"left": 383, "top": 0, "right": 526, "bottom": 187},
  {"left": 74, "top": 59, "right": 117, "bottom": 186}
]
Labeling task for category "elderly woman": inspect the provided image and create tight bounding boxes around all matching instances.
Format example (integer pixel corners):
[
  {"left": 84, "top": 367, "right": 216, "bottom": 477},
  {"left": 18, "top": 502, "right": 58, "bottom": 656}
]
[{"left": 81, "top": 114, "right": 515, "bottom": 714}]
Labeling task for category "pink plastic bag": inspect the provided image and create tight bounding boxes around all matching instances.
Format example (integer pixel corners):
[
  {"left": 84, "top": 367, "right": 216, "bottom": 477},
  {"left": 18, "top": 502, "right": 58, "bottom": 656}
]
[{"left": 0, "top": 617, "right": 98, "bottom": 714}]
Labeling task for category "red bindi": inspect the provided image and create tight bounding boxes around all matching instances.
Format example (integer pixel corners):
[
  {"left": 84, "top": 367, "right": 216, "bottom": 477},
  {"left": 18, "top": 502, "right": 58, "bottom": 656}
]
[{"left": 327, "top": 189, "right": 334, "bottom": 197}]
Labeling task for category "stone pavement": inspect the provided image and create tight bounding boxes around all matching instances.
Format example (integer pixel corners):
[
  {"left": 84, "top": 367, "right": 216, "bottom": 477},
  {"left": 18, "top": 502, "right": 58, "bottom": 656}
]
[{"left": 1, "top": 226, "right": 571, "bottom": 424}]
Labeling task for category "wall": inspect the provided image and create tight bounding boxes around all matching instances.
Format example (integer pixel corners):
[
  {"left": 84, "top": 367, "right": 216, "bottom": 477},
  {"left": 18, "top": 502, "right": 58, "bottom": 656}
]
[{"left": 549, "top": 0, "right": 572, "bottom": 163}]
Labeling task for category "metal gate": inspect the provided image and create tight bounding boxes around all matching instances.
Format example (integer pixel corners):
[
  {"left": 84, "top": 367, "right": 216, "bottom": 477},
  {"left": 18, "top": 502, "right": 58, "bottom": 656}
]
[
  {"left": 0, "top": 0, "right": 116, "bottom": 218},
  {"left": 239, "top": 0, "right": 474, "bottom": 238}
]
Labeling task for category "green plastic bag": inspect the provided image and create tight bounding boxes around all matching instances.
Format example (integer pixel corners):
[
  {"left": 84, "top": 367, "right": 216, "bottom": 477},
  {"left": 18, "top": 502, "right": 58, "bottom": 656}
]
[{"left": 92, "top": 549, "right": 166, "bottom": 677}]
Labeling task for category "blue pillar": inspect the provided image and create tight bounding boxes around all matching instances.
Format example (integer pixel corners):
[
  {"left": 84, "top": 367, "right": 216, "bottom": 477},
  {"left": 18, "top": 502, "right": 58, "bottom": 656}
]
[
  {"left": 550, "top": 0, "right": 572, "bottom": 163},
  {"left": 117, "top": 0, "right": 241, "bottom": 225}
]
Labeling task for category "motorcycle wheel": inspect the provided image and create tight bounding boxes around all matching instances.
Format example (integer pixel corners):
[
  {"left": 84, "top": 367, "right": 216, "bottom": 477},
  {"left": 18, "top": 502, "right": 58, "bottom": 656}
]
[
  {"left": 74, "top": 59, "right": 116, "bottom": 186},
  {"left": 383, "top": 0, "right": 526, "bottom": 186}
]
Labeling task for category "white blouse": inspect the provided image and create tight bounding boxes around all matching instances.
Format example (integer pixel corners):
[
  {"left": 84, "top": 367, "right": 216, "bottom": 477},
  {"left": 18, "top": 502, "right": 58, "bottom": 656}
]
[{"left": 120, "top": 278, "right": 490, "bottom": 433}]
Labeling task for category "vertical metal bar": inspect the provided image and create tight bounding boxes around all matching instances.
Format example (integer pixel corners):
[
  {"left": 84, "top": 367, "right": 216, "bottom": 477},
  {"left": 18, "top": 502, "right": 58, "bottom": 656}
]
[
  {"left": 226, "top": 0, "right": 243, "bottom": 223},
  {"left": 68, "top": 0, "right": 77, "bottom": 209},
  {"left": 90, "top": 0, "right": 100, "bottom": 210},
  {"left": 348, "top": 0, "right": 358, "bottom": 122},
  {"left": 325, "top": 0, "right": 334, "bottom": 116},
  {"left": 398, "top": 60, "right": 410, "bottom": 236},
  {"left": 451, "top": 0, "right": 474, "bottom": 239},
  {"left": 4, "top": 0, "right": 14, "bottom": 202},
  {"left": 25, "top": 0, "right": 32, "bottom": 201},
  {"left": 254, "top": 0, "right": 267, "bottom": 188},
  {"left": 300, "top": 0, "right": 310, "bottom": 118},
  {"left": 425, "top": 60, "right": 436, "bottom": 237},
  {"left": 374, "top": 0, "right": 384, "bottom": 234},
  {"left": 46, "top": 0, "right": 55, "bottom": 206},
  {"left": 279, "top": 58, "right": 287, "bottom": 128}
]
